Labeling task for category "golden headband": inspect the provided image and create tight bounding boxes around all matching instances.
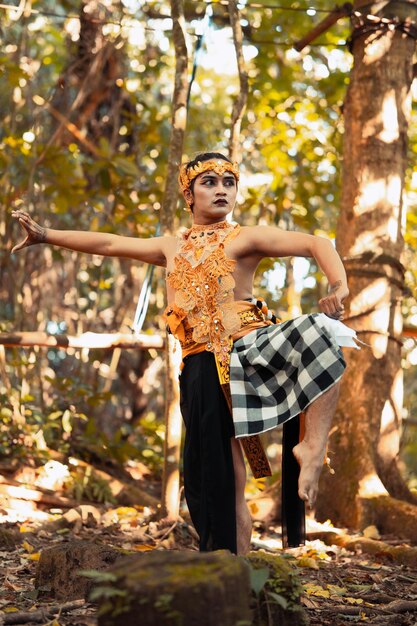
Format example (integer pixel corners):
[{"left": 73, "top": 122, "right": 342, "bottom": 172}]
[{"left": 178, "top": 159, "right": 240, "bottom": 193}]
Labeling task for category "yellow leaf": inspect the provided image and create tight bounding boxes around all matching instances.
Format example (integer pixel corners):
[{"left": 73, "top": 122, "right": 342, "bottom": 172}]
[
  {"left": 132, "top": 544, "right": 155, "bottom": 552},
  {"left": 363, "top": 525, "right": 380, "bottom": 540},
  {"left": 297, "top": 557, "right": 319, "bottom": 570},
  {"left": 24, "top": 552, "right": 41, "bottom": 561},
  {"left": 249, "top": 502, "right": 259, "bottom": 514},
  {"left": 3, "top": 607, "right": 19, "bottom": 613},
  {"left": 304, "top": 584, "right": 330, "bottom": 598},
  {"left": 327, "top": 584, "right": 346, "bottom": 596},
  {"left": 302, "top": 548, "right": 331, "bottom": 561},
  {"left": 345, "top": 597, "right": 364, "bottom": 605},
  {"left": 304, "top": 549, "right": 318, "bottom": 557},
  {"left": 22, "top": 540, "right": 35, "bottom": 553},
  {"left": 19, "top": 525, "right": 34, "bottom": 533},
  {"left": 115, "top": 507, "right": 138, "bottom": 517}
]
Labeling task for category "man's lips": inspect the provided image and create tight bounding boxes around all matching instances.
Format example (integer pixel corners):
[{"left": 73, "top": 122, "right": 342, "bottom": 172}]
[{"left": 213, "top": 199, "right": 228, "bottom": 206}]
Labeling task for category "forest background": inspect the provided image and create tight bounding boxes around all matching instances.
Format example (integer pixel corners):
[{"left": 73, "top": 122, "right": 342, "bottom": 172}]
[{"left": 0, "top": 0, "right": 416, "bottom": 524}]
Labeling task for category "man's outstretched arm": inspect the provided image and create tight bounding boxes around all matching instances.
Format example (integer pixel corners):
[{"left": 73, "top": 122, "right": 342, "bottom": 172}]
[{"left": 11, "top": 210, "right": 169, "bottom": 267}]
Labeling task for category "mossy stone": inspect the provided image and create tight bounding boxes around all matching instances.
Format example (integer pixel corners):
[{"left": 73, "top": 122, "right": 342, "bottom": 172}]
[{"left": 96, "top": 550, "right": 252, "bottom": 626}]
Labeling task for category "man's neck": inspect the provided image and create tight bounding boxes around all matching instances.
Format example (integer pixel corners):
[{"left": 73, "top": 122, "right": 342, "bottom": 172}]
[{"left": 191, "top": 218, "right": 231, "bottom": 227}]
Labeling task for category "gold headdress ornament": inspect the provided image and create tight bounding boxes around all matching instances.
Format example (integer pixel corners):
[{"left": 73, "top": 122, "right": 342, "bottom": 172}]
[{"left": 178, "top": 158, "right": 240, "bottom": 193}]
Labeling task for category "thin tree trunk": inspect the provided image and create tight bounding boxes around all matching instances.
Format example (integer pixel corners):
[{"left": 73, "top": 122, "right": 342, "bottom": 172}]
[
  {"left": 160, "top": 0, "right": 189, "bottom": 233},
  {"left": 159, "top": 0, "right": 189, "bottom": 521},
  {"left": 284, "top": 258, "right": 302, "bottom": 318},
  {"left": 228, "top": 0, "right": 248, "bottom": 162},
  {"left": 316, "top": 1, "right": 417, "bottom": 527}
]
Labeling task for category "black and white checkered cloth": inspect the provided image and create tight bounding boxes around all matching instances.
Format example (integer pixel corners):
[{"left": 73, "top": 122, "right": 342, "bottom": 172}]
[{"left": 230, "top": 313, "right": 346, "bottom": 437}]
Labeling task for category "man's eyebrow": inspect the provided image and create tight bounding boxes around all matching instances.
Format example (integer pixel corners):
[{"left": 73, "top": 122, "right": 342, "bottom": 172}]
[{"left": 199, "top": 172, "right": 236, "bottom": 182}]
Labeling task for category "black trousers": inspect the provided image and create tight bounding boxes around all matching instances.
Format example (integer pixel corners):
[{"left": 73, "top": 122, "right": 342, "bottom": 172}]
[{"left": 179, "top": 351, "right": 237, "bottom": 554}]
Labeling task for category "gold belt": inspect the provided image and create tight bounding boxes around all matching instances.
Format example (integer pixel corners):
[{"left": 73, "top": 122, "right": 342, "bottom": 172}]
[{"left": 180, "top": 307, "right": 264, "bottom": 349}]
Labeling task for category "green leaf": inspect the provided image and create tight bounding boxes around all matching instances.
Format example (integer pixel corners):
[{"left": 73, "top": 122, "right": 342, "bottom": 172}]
[
  {"left": 112, "top": 156, "right": 140, "bottom": 178},
  {"left": 62, "top": 409, "right": 72, "bottom": 434},
  {"left": 249, "top": 566, "right": 270, "bottom": 595},
  {"left": 266, "top": 591, "right": 288, "bottom": 609},
  {"left": 89, "top": 586, "right": 127, "bottom": 602},
  {"left": 78, "top": 570, "right": 118, "bottom": 582}
]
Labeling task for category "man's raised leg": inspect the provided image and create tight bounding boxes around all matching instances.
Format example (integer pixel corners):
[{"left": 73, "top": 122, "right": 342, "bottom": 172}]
[{"left": 292, "top": 381, "right": 341, "bottom": 508}]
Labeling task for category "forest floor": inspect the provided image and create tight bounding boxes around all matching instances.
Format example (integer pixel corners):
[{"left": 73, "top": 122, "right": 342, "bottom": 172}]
[{"left": 0, "top": 471, "right": 417, "bottom": 626}]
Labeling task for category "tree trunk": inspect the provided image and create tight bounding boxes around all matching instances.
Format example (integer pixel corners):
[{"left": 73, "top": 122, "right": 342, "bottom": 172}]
[
  {"left": 160, "top": 0, "right": 189, "bottom": 232},
  {"left": 228, "top": 0, "right": 248, "bottom": 162},
  {"left": 35, "top": 540, "right": 122, "bottom": 601},
  {"left": 159, "top": 0, "right": 189, "bottom": 521},
  {"left": 284, "top": 258, "right": 302, "bottom": 317},
  {"left": 358, "top": 494, "right": 417, "bottom": 543},
  {"left": 316, "top": 1, "right": 417, "bottom": 528}
]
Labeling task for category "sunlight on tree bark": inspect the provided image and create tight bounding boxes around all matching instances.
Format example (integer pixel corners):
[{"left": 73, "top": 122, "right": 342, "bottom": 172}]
[{"left": 316, "top": 1, "right": 417, "bottom": 525}]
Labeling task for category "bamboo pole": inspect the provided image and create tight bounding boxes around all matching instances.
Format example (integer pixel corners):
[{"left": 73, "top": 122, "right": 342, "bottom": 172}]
[{"left": 0, "top": 331, "right": 164, "bottom": 350}]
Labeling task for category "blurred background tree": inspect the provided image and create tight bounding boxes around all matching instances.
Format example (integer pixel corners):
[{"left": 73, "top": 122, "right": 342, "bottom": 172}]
[{"left": 0, "top": 0, "right": 416, "bottom": 522}]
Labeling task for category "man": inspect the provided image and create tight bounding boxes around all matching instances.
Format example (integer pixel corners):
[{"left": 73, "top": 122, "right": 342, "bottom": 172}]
[{"left": 12, "top": 151, "right": 349, "bottom": 555}]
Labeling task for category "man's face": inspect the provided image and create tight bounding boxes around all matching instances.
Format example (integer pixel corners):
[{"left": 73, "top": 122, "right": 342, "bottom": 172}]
[{"left": 188, "top": 170, "right": 238, "bottom": 224}]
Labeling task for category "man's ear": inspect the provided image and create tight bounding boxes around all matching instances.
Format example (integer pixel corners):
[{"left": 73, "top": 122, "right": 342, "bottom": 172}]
[{"left": 183, "top": 189, "right": 193, "bottom": 206}]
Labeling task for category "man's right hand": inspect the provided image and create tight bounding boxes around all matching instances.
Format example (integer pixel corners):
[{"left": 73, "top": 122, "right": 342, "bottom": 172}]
[{"left": 11, "top": 210, "right": 47, "bottom": 253}]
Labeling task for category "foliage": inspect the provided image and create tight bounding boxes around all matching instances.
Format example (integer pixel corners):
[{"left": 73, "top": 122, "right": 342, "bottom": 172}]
[
  {"left": 0, "top": 0, "right": 416, "bottom": 481},
  {"left": 245, "top": 552, "right": 305, "bottom": 625},
  {"left": 65, "top": 466, "right": 116, "bottom": 504}
]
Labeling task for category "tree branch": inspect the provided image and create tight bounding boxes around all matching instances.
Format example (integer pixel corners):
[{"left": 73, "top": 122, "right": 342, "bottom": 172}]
[{"left": 2, "top": 600, "right": 86, "bottom": 625}]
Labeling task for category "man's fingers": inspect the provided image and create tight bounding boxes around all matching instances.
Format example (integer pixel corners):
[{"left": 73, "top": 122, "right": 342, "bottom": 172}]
[
  {"left": 16, "top": 217, "right": 31, "bottom": 234},
  {"left": 11, "top": 234, "right": 29, "bottom": 253},
  {"left": 12, "top": 210, "right": 31, "bottom": 225},
  {"left": 11, "top": 242, "right": 25, "bottom": 253},
  {"left": 319, "top": 295, "right": 345, "bottom": 318}
]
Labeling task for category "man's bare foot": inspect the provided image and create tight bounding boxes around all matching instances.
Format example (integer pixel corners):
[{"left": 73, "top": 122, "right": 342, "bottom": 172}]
[{"left": 292, "top": 441, "right": 325, "bottom": 508}]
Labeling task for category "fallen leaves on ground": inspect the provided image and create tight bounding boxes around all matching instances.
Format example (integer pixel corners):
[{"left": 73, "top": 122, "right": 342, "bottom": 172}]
[
  {"left": 0, "top": 486, "right": 416, "bottom": 625},
  {"left": 254, "top": 526, "right": 417, "bottom": 625}
]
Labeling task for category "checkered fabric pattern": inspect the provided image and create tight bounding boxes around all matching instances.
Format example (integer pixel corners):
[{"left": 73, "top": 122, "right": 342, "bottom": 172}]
[{"left": 230, "top": 313, "right": 346, "bottom": 438}]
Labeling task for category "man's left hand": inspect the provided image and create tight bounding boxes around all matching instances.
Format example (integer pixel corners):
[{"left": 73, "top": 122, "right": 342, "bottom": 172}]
[{"left": 318, "top": 281, "right": 349, "bottom": 320}]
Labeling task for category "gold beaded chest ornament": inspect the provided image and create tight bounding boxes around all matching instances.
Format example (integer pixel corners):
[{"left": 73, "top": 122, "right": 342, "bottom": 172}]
[{"left": 178, "top": 158, "right": 240, "bottom": 193}]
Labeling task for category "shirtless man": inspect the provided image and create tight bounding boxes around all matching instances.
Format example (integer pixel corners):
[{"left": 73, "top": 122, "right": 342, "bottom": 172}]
[{"left": 12, "top": 151, "right": 348, "bottom": 555}]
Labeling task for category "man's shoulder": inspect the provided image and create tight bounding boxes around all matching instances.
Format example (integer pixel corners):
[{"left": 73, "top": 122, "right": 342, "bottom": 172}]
[
  {"left": 160, "top": 233, "right": 179, "bottom": 244},
  {"left": 237, "top": 224, "right": 278, "bottom": 240}
]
